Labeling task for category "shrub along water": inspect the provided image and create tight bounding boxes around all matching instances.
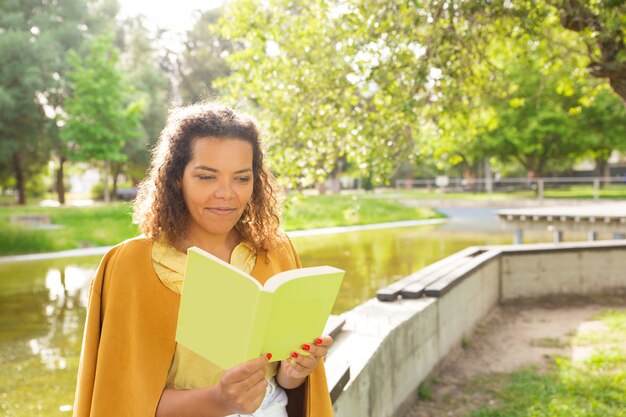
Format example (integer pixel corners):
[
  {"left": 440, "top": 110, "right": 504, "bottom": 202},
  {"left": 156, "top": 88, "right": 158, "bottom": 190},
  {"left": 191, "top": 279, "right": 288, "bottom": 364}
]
[{"left": 0, "top": 195, "right": 442, "bottom": 256}]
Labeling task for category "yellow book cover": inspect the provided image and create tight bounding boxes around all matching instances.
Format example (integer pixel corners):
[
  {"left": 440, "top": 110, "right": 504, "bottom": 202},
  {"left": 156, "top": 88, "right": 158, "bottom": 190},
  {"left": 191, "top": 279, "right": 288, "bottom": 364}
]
[{"left": 176, "top": 246, "right": 345, "bottom": 370}]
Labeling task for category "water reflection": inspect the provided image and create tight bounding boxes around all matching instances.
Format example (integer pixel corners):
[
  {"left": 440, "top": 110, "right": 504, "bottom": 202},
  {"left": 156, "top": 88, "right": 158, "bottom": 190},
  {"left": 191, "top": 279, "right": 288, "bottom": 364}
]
[
  {"left": 0, "top": 223, "right": 584, "bottom": 416},
  {"left": 292, "top": 225, "right": 510, "bottom": 313},
  {"left": 0, "top": 257, "right": 98, "bottom": 416}
]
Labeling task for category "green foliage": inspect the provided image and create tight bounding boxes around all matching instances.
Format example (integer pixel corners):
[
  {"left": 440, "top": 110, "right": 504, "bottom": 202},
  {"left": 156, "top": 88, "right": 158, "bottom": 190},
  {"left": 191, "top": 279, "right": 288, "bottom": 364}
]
[
  {"left": 216, "top": 0, "right": 420, "bottom": 188},
  {"left": 574, "top": 87, "right": 626, "bottom": 174},
  {"left": 3, "top": 0, "right": 626, "bottom": 200},
  {"left": 61, "top": 34, "right": 143, "bottom": 164},
  {"left": 0, "top": 226, "right": 57, "bottom": 255},
  {"left": 177, "top": 8, "right": 234, "bottom": 103},
  {"left": 117, "top": 16, "right": 173, "bottom": 182},
  {"left": 211, "top": 0, "right": 626, "bottom": 185},
  {"left": 418, "top": 383, "right": 433, "bottom": 401},
  {"left": 0, "top": 0, "right": 119, "bottom": 204},
  {"left": 0, "top": 203, "right": 139, "bottom": 255},
  {"left": 0, "top": 195, "right": 441, "bottom": 255}
]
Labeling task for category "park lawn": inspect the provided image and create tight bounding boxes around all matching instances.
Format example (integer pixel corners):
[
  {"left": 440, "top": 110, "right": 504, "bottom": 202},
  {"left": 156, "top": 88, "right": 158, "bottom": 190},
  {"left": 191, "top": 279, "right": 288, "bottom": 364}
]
[
  {"left": 543, "top": 184, "right": 626, "bottom": 199},
  {"left": 0, "top": 203, "right": 139, "bottom": 255},
  {"left": 0, "top": 194, "right": 442, "bottom": 256},
  {"left": 467, "top": 309, "right": 626, "bottom": 417},
  {"left": 391, "top": 184, "right": 626, "bottom": 200},
  {"left": 281, "top": 193, "right": 442, "bottom": 230},
  {"left": 386, "top": 189, "right": 536, "bottom": 200}
]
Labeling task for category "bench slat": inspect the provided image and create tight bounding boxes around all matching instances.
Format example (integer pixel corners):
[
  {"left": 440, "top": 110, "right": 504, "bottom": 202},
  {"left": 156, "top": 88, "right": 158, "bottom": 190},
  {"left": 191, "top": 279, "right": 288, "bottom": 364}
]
[
  {"left": 324, "top": 315, "right": 346, "bottom": 340},
  {"left": 400, "top": 256, "right": 471, "bottom": 299},
  {"left": 327, "top": 361, "right": 350, "bottom": 404},
  {"left": 424, "top": 250, "right": 499, "bottom": 297},
  {"left": 376, "top": 247, "right": 484, "bottom": 301}
]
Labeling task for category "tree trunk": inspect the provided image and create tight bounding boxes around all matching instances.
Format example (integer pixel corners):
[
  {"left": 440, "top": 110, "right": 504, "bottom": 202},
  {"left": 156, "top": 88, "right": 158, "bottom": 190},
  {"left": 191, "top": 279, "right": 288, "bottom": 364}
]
[
  {"left": 607, "top": 74, "right": 626, "bottom": 108},
  {"left": 103, "top": 162, "right": 111, "bottom": 203},
  {"left": 56, "top": 156, "right": 67, "bottom": 205},
  {"left": 12, "top": 151, "right": 26, "bottom": 205},
  {"left": 404, "top": 168, "right": 413, "bottom": 190},
  {"left": 463, "top": 168, "right": 477, "bottom": 192},
  {"left": 484, "top": 158, "right": 493, "bottom": 194},
  {"left": 112, "top": 172, "right": 118, "bottom": 202},
  {"left": 329, "top": 159, "right": 343, "bottom": 195}
]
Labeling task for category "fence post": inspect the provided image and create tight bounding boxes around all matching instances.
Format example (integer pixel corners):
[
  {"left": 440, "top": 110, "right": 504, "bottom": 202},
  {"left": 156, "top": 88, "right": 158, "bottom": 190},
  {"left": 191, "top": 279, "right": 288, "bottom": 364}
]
[
  {"left": 554, "top": 229, "right": 563, "bottom": 243},
  {"left": 537, "top": 179, "right": 544, "bottom": 202},
  {"left": 484, "top": 158, "right": 493, "bottom": 197},
  {"left": 593, "top": 178, "right": 600, "bottom": 200}
]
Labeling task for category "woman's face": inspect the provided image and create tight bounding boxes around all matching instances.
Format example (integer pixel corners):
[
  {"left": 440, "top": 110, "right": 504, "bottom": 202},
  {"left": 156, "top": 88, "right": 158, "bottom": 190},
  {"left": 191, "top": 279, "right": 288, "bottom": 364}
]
[{"left": 181, "top": 137, "right": 254, "bottom": 241}]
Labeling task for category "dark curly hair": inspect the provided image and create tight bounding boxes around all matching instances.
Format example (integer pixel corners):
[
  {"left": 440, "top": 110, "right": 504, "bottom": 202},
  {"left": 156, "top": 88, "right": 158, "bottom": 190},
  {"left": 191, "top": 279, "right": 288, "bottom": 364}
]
[{"left": 133, "top": 102, "right": 282, "bottom": 253}]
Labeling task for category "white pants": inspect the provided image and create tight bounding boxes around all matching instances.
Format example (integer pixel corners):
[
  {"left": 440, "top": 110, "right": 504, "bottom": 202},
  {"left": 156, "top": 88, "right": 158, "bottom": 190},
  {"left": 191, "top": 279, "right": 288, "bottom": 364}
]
[{"left": 229, "top": 377, "right": 288, "bottom": 417}]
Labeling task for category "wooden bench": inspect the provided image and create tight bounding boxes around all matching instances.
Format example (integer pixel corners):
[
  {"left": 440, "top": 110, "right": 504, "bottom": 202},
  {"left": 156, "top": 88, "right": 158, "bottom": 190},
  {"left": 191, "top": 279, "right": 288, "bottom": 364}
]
[
  {"left": 10, "top": 214, "right": 51, "bottom": 227},
  {"left": 323, "top": 315, "right": 350, "bottom": 403},
  {"left": 328, "top": 360, "right": 350, "bottom": 403},
  {"left": 376, "top": 247, "right": 499, "bottom": 300}
]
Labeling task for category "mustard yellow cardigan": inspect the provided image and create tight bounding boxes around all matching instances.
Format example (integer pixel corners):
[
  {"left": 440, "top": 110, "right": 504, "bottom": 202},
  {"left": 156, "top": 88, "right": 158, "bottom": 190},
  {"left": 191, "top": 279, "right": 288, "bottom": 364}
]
[{"left": 72, "top": 236, "right": 333, "bottom": 417}]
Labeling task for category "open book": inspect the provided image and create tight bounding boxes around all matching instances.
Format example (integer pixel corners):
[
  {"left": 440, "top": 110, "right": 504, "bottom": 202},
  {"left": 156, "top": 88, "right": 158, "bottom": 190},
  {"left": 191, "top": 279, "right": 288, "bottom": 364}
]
[{"left": 176, "top": 246, "right": 345, "bottom": 370}]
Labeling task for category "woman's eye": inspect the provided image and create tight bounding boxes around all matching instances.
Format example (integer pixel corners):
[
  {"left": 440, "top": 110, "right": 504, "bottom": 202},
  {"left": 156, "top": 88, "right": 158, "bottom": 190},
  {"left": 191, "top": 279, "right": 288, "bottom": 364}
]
[
  {"left": 198, "top": 175, "right": 216, "bottom": 181},
  {"left": 237, "top": 177, "right": 251, "bottom": 183}
]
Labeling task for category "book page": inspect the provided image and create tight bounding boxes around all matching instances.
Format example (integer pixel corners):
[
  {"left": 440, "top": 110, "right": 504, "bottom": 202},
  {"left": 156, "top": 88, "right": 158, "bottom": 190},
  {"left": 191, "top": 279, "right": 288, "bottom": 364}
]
[
  {"left": 261, "top": 269, "right": 344, "bottom": 360},
  {"left": 176, "top": 248, "right": 262, "bottom": 369}
]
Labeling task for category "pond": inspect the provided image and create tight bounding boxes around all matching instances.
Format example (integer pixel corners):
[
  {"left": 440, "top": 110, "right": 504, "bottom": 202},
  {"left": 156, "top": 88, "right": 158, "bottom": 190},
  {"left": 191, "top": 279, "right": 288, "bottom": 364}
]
[{"left": 0, "top": 222, "right": 538, "bottom": 416}]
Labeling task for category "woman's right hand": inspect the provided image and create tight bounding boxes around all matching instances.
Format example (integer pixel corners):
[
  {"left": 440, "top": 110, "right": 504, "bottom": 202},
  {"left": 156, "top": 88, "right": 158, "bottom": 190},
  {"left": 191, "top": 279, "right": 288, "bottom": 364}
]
[
  {"left": 156, "top": 354, "right": 270, "bottom": 417},
  {"left": 215, "top": 354, "right": 270, "bottom": 414}
]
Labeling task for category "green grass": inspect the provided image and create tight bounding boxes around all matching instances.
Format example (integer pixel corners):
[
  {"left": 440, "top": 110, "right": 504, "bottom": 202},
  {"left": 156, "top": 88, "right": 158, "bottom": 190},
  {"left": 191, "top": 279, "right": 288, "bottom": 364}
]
[
  {"left": 0, "top": 194, "right": 442, "bottom": 256},
  {"left": 391, "top": 184, "right": 626, "bottom": 200},
  {"left": 467, "top": 309, "right": 626, "bottom": 417},
  {"left": 281, "top": 194, "right": 442, "bottom": 230},
  {"left": 389, "top": 189, "right": 536, "bottom": 200},
  {"left": 544, "top": 184, "right": 626, "bottom": 199},
  {"left": 0, "top": 203, "right": 139, "bottom": 255}
]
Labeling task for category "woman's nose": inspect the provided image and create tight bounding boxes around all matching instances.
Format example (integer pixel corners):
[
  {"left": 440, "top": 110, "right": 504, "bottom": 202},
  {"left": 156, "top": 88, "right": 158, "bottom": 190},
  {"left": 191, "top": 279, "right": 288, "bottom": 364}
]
[{"left": 214, "top": 181, "right": 235, "bottom": 199}]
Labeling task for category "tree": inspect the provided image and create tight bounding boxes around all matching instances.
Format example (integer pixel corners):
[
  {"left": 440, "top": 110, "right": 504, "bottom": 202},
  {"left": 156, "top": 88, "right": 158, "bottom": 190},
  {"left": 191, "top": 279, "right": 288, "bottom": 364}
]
[
  {"left": 554, "top": 0, "right": 626, "bottom": 105},
  {"left": 217, "top": 0, "right": 422, "bottom": 189},
  {"left": 0, "top": 0, "right": 74, "bottom": 204},
  {"left": 477, "top": 34, "right": 587, "bottom": 177},
  {"left": 575, "top": 86, "right": 626, "bottom": 176},
  {"left": 0, "top": 0, "right": 119, "bottom": 205},
  {"left": 117, "top": 16, "right": 172, "bottom": 185},
  {"left": 215, "top": 0, "right": 626, "bottom": 188},
  {"left": 176, "top": 7, "right": 235, "bottom": 104},
  {"left": 46, "top": 0, "right": 120, "bottom": 204},
  {"left": 61, "top": 34, "right": 143, "bottom": 202}
]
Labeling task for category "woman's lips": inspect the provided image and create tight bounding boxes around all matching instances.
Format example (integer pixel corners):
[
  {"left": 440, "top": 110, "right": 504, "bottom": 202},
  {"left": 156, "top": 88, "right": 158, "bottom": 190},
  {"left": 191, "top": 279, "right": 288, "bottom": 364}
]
[{"left": 206, "top": 207, "right": 237, "bottom": 215}]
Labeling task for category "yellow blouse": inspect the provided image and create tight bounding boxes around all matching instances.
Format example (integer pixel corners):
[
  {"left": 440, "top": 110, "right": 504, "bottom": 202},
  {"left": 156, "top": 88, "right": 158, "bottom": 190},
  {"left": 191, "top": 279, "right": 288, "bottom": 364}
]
[{"left": 152, "top": 241, "right": 278, "bottom": 389}]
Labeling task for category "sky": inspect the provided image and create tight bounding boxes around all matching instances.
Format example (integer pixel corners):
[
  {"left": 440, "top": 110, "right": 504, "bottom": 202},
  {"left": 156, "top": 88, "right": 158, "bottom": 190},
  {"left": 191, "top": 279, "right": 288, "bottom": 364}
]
[{"left": 119, "top": 0, "right": 225, "bottom": 35}]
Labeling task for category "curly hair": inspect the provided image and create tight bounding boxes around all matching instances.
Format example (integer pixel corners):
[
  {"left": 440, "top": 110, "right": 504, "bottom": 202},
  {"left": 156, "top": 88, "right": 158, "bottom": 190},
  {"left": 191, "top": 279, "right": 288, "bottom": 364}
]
[{"left": 133, "top": 102, "right": 282, "bottom": 253}]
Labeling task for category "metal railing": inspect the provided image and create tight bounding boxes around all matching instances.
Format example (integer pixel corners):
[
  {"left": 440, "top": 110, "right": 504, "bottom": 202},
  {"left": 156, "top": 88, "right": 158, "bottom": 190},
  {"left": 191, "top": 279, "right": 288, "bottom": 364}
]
[{"left": 395, "top": 176, "right": 626, "bottom": 200}]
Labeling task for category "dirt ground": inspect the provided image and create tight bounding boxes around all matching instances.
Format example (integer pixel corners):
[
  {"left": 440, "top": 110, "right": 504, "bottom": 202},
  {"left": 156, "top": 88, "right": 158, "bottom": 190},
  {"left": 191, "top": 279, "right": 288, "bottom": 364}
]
[{"left": 403, "top": 296, "right": 626, "bottom": 417}]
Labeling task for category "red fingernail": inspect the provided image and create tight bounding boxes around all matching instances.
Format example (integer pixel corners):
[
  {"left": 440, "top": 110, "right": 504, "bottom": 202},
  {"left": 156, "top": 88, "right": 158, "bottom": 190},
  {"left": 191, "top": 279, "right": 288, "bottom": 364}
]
[
  {"left": 266, "top": 353, "right": 272, "bottom": 360},
  {"left": 291, "top": 352, "right": 299, "bottom": 358},
  {"left": 315, "top": 338, "right": 323, "bottom": 345},
  {"left": 302, "top": 344, "right": 311, "bottom": 351}
]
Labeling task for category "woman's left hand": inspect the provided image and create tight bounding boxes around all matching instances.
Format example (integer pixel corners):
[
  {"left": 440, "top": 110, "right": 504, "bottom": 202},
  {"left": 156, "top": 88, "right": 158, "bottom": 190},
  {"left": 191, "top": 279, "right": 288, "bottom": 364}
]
[{"left": 278, "top": 336, "right": 333, "bottom": 384}]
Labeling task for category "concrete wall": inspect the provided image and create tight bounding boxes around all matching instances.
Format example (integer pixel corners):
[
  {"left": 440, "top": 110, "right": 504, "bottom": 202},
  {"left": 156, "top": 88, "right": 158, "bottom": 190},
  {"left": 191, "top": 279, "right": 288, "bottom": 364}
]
[
  {"left": 331, "top": 240, "right": 626, "bottom": 417},
  {"left": 499, "top": 241, "right": 626, "bottom": 300}
]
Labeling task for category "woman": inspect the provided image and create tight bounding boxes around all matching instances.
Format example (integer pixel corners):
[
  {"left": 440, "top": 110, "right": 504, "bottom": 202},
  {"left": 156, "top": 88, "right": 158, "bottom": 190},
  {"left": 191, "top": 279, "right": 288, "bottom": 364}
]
[{"left": 73, "top": 103, "right": 334, "bottom": 417}]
